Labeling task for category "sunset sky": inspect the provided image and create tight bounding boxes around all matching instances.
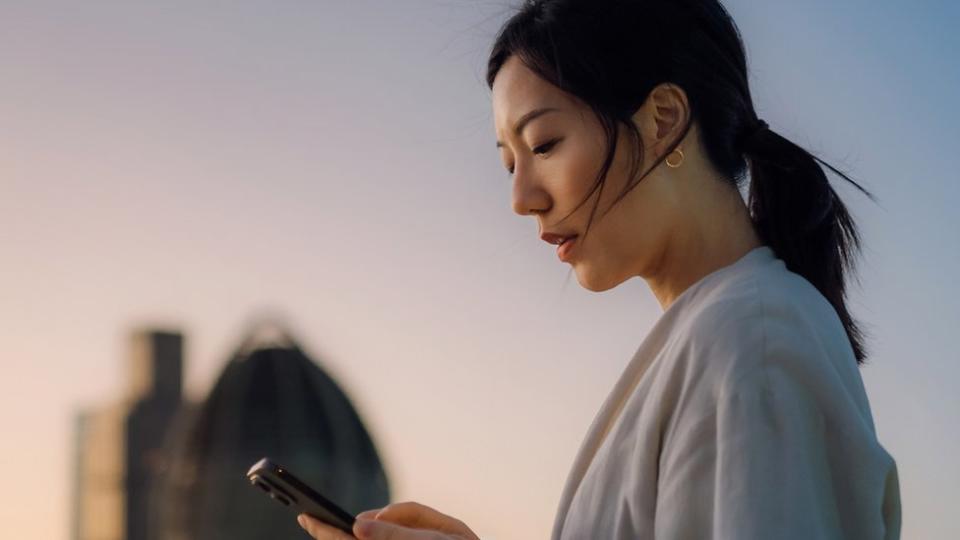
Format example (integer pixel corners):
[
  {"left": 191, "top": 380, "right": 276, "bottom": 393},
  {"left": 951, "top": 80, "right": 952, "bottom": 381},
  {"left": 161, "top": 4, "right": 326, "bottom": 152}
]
[{"left": 1, "top": 1, "right": 957, "bottom": 538}]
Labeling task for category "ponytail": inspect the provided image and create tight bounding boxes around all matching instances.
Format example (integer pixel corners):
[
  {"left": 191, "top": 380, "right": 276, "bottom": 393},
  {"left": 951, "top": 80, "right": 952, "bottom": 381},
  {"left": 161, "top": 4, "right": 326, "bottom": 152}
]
[{"left": 742, "top": 119, "right": 875, "bottom": 365}]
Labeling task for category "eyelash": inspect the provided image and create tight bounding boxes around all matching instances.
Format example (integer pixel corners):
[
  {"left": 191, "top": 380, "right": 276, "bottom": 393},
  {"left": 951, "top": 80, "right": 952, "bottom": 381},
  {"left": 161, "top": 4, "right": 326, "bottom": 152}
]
[{"left": 507, "top": 138, "right": 562, "bottom": 175}]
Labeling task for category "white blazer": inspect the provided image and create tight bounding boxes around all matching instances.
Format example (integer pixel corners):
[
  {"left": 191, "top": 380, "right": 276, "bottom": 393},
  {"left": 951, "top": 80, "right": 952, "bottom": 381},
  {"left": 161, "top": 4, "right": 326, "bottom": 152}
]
[{"left": 551, "top": 245, "right": 901, "bottom": 539}]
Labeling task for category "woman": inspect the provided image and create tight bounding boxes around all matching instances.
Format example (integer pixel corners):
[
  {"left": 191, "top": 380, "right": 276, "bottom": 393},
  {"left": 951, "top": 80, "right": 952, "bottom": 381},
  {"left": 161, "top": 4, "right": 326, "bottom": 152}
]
[{"left": 299, "top": 0, "right": 902, "bottom": 538}]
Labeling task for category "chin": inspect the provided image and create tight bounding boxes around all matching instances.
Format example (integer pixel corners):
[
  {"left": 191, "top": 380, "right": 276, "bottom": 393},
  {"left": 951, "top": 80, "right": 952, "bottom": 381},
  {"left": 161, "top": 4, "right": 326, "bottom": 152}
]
[{"left": 573, "top": 264, "right": 624, "bottom": 293}]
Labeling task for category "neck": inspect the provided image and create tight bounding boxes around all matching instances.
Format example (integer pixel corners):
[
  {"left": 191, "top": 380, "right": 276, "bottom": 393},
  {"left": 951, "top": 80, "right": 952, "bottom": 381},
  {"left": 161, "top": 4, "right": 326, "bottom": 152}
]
[{"left": 645, "top": 185, "right": 762, "bottom": 311}]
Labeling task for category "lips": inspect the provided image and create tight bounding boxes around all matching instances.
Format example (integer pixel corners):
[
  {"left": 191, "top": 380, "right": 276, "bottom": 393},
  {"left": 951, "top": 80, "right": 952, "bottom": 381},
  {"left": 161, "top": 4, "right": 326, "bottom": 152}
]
[
  {"left": 540, "top": 232, "right": 578, "bottom": 246},
  {"left": 540, "top": 231, "right": 580, "bottom": 262},
  {"left": 556, "top": 235, "right": 578, "bottom": 262}
]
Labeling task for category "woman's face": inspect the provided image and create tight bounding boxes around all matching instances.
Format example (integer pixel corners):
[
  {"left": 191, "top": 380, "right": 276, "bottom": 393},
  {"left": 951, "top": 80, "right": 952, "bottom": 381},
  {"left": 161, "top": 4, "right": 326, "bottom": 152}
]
[{"left": 492, "top": 55, "right": 684, "bottom": 292}]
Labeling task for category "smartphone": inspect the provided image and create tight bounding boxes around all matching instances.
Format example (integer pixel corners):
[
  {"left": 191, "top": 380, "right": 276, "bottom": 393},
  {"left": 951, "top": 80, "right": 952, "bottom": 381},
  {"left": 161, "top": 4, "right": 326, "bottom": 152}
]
[{"left": 246, "top": 457, "right": 356, "bottom": 535}]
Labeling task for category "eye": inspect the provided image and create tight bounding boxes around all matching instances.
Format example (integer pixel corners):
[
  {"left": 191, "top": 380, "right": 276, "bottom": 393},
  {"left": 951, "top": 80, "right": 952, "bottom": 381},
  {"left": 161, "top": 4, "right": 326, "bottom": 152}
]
[
  {"left": 504, "top": 137, "right": 562, "bottom": 176},
  {"left": 533, "top": 137, "right": 561, "bottom": 156}
]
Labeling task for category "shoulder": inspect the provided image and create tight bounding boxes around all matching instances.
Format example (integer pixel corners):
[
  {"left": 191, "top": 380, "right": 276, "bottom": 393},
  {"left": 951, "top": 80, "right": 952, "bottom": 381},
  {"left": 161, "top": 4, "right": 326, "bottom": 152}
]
[{"left": 675, "top": 255, "right": 857, "bottom": 403}]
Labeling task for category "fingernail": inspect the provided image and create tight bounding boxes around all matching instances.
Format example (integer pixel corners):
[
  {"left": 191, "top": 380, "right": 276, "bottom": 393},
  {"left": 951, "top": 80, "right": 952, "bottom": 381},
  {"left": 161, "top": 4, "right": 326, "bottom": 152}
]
[{"left": 297, "top": 515, "right": 306, "bottom": 528}]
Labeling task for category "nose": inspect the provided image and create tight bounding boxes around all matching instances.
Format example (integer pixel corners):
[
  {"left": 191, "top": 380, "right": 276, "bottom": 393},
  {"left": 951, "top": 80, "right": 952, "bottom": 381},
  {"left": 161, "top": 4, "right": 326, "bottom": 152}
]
[{"left": 511, "top": 161, "right": 551, "bottom": 217}]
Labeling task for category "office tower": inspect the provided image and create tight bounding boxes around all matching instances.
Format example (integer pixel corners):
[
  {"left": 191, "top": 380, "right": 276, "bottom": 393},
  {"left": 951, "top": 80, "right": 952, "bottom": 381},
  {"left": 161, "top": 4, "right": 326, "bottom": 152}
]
[
  {"left": 73, "top": 330, "right": 185, "bottom": 540},
  {"left": 148, "top": 321, "right": 391, "bottom": 539}
]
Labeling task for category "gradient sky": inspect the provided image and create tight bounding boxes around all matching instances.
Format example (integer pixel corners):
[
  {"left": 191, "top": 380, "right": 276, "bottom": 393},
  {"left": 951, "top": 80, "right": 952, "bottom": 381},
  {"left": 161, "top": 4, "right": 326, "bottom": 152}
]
[{"left": 1, "top": 1, "right": 957, "bottom": 538}]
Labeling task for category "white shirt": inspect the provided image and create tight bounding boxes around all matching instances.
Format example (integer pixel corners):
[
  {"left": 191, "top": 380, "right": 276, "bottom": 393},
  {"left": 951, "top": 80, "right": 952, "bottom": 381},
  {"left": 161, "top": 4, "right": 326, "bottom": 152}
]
[{"left": 551, "top": 245, "right": 901, "bottom": 539}]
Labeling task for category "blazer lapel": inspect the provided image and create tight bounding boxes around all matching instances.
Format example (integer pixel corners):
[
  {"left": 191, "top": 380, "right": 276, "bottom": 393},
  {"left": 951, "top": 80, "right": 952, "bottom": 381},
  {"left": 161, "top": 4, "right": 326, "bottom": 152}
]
[{"left": 550, "top": 331, "right": 666, "bottom": 539}]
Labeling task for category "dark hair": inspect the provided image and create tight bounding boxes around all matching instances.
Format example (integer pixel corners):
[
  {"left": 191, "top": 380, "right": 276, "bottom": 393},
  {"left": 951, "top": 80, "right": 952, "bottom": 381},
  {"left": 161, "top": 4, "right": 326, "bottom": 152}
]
[{"left": 486, "top": 0, "right": 876, "bottom": 365}]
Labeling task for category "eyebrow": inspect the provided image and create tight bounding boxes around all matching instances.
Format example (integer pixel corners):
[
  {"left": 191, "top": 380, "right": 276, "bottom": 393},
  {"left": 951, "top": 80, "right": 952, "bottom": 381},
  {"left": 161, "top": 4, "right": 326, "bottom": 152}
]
[{"left": 495, "top": 107, "right": 560, "bottom": 149}]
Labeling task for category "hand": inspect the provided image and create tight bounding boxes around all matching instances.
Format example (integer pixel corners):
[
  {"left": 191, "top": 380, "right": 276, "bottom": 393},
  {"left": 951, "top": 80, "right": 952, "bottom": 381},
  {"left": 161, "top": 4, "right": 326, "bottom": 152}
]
[{"left": 297, "top": 501, "right": 481, "bottom": 540}]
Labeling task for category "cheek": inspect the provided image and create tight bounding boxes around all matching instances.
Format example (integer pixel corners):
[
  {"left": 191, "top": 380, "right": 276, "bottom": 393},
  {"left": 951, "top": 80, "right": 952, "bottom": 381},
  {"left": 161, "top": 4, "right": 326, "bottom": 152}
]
[
  {"left": 574, "top": 227, "right": 628, "bottom": 276},
  {"left": 580, "top": 192, "right": 654, "bottom": 268},
  {"left": 550, "top": 148, "right": 605, "bottom": 207}
]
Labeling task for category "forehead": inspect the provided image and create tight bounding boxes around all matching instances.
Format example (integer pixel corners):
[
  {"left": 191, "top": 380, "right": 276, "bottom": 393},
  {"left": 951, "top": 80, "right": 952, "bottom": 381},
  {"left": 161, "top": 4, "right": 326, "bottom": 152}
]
[{"left": 491, "top": 56, "right": 570, "bottom": 136}]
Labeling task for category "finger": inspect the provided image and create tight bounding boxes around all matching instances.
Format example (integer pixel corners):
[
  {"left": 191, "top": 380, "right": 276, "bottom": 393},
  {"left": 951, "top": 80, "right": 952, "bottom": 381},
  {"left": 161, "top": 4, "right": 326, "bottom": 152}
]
[
  {"left": 372, "top": 502, "right": 470, "bottom": 535},
  {"left": 298, "top": 513, "right": 356, "bottom": 540},
  {"left": 356, "top": 508, "right": 384, "bottom": 521},
  {"left": 353, "top": 517, "right": 444, "bottom": 540}
]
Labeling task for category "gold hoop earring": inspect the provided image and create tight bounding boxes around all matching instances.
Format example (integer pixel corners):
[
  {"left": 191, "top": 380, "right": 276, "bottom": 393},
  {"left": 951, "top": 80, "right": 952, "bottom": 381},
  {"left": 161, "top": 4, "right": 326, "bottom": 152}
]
[{"left": 665, "top": 147, "right": 684, "bottom": 168}]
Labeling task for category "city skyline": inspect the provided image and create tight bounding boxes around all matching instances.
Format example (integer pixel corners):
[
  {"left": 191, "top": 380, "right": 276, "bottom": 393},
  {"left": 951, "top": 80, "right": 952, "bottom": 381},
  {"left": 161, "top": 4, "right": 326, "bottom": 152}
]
[{"left": 71, "top": 321, "right": 390, "bottom": 540}]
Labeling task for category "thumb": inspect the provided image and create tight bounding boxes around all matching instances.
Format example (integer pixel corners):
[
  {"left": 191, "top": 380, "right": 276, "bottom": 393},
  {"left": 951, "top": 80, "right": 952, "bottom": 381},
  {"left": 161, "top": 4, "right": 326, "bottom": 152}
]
[{"left": 353, "top": 517, "right": 436, "bottom": 540}]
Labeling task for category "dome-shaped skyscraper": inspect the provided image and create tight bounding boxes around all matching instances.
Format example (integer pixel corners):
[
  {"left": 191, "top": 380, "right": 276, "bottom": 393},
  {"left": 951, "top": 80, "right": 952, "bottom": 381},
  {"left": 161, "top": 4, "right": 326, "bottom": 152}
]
[{"left": 150, "top": 320, "right": 390, "bottom": 540}]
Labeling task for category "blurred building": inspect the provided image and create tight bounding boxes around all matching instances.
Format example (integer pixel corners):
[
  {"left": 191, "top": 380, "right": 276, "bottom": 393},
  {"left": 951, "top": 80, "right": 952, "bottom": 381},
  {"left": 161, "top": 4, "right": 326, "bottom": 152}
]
[
  {"left": 72, "top": 330, "right": 184, "bottom": 540},
  {"left": 73, "top": 321, "right": 390, "bottom": 540},
  {"left": 148, "top": 322, "right": 391, "bottom": 539}
]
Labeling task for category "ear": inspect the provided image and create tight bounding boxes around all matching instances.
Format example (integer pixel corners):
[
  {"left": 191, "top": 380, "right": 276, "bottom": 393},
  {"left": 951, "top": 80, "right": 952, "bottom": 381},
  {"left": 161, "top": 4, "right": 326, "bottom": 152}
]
[{"left": 632, "top": 83, "right": 690, "bottom": 157}]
